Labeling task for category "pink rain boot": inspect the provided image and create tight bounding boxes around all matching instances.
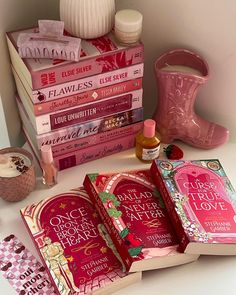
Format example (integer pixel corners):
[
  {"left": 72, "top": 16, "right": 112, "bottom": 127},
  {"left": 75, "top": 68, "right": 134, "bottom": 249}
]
[{"left": 153, "top": 49, "right": 229, "bottom": 149}]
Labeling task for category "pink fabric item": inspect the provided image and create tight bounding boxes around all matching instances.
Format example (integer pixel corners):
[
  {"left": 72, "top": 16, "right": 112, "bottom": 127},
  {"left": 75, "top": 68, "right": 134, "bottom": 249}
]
[{"left": 153, "top": 48, "right": 229, "bottom": 149}]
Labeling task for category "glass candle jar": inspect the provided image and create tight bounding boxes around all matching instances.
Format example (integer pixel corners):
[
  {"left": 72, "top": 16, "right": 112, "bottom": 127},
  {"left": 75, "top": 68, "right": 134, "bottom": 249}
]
[
  {"left": 0, "top": 147, "right": 36, "bottom": 201},
  {"left": 114, "top": 9, "right": 143, "bottom": 45}
]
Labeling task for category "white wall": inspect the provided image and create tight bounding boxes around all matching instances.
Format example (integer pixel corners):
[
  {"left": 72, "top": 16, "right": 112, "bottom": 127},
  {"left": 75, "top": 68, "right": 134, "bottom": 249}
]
[
  {"left": 0, "top": 95, "right": 10, "bottom": 148},
  {"left": 116, "top": 0, "right": 236, "bottom": 142},
  {"left": 0, "top": 0, "right": 59, "bottom": 147}
]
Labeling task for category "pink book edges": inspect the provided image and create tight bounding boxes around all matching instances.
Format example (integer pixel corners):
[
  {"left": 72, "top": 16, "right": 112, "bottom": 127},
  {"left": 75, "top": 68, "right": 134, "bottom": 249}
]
[
  {"left": 26, "top": 132, "right": 137, "bottom": 171},
  {"left": 18, "top": 94, "right": 143, "bottom": 147},
  {"left": 7, "top": 27, "right": 144, "bottom": 89},
  {"left": 55, "top": 133, "right": 137, "bottom": 171},
  {"left": 17, "top": 88, "right": 143, "bottom": 134},
  {"left": 29, "top": 63, "right": 144, "bottom": 103},
  {"left": 33, "top": 78, "right": 142, "bottom": 116},
  {"left": 24, "top": 122, "right": 143, "bottom": 157}
]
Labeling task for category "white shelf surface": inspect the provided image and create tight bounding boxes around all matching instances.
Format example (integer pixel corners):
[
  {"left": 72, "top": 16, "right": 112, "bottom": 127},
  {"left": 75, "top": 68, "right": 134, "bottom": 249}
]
[{"left": 0, "top": 141, "right": 236, "bottom": 295}]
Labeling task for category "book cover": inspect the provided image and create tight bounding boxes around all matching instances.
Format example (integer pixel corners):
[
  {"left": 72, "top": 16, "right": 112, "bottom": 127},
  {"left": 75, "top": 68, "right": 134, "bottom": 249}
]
[
  {"left": 151, "top": 159, "right": 236, "bottom": 255},
  {"left": 83, "top": 169, "right": 198, "bottom": 272},
  {"left": 7, "top": 28, "right": 144, "bottom": 89},
  {"left": 20, "top": 188, "right": 141, "bottom": 295}
]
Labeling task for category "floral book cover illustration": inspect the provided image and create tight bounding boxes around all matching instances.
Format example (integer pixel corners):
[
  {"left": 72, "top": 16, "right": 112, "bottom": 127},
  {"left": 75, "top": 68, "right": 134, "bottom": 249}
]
[
  {"left": 151, "top": 159, "right": 236, "bottom": 253},
  {"left": 84, "top": 169, "right": 198, "bottom": 272},
  {"left": 20, "top": 188, "right": 140, "bottom": 295}
]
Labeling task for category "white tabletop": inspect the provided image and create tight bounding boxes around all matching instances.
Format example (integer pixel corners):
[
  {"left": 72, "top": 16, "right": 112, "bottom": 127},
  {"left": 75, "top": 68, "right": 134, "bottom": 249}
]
[{"left": 1, "top": 142, "right": 236, "bottom": 295}]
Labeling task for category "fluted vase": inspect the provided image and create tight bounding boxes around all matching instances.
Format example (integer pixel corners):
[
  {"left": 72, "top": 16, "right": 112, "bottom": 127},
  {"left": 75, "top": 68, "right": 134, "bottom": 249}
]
[{"left": 60, "top": 0, "right": 115, "bottom": 39}]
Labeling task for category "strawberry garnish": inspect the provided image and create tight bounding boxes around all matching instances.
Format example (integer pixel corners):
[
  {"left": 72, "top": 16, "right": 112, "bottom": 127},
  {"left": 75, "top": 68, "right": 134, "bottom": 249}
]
[{"left": 163, "top": 144, "right": 183, "bottom": 160}]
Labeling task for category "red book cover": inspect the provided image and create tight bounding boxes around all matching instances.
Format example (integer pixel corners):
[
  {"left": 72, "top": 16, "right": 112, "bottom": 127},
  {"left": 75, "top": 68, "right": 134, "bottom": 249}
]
[
  {"left": 83, "top": 169, "right": 198, "bottom": 272},
  {"left": 151, "top": 159, "right": 236, "bottom": 255},
  {"left": 20, "top": 188, "right": 141, "bottom": 295}
]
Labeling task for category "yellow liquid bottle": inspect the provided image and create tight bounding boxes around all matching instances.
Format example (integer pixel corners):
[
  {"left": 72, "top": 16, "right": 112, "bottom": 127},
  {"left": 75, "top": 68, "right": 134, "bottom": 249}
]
[{"left": 135, "top": 119, "right": 161, "bottom": 163}]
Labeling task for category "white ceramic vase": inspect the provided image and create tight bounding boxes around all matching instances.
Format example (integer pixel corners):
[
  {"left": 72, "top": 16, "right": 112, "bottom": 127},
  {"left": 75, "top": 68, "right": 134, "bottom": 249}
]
[{"left": 60, "top": 0, "right": 115, "bottom": 39}]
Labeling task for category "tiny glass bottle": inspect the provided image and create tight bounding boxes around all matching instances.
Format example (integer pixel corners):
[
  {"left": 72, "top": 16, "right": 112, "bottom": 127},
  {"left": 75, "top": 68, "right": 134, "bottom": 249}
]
[
  {"left": 40, "top": 145, "right": 58, "bottom": 187},
  {"left": 135, "top": 119, "right": 161, "bottom": 163}
]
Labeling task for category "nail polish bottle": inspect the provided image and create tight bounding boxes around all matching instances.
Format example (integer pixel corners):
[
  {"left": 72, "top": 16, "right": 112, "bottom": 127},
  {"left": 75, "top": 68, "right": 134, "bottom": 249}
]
[
  {"left": 135, "top": 119, "right": 161, "bottom": 163},
  {"left": 40, "top": 145, "right": 58, "bottom": 187}
]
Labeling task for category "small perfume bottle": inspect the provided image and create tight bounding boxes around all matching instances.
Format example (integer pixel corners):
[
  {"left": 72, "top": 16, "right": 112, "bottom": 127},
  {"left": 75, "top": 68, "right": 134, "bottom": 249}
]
[
  {"left": 135, "top": 119, "right": 161, "bottom": 163},
  {"left": 40, "top": 145, "right": 58, "bottom": 187}
]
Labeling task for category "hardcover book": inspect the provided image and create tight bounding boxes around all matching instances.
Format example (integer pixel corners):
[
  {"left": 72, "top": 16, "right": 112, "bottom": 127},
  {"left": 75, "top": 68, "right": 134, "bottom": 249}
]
[
  {"left": 6, "top": 28, "right": 144, "bottom": 90},
  {"left": 20, "top": 188, "right": 141, "bottom": 295},
  {"left": 150, "top": 159, "right": 236, "bottom": 255},
  {"left": 83, "top": 169, "right": 198, "bottom": 272}
]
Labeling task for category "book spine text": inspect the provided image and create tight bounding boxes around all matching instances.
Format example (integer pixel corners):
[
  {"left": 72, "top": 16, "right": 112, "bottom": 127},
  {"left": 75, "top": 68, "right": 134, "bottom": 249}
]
[
  {"left": 51, "top": 122, "right": 142, "bottom": 157},
  {"left": 33, "top": 44, "right": 144, "bottom": 89},
  {"left": 32, "top": 63, "right": 144, "bottom": 103},
  {"left": 33, "top": 78, "right": 142, "bottom": 116},
  {"left": 55, "top": 134, "right": 136, "bottom": 171},
  {"left": 18, "top": 97, "right": 143, "bottom": 147},
  {"left": 34, "top": 89, "right": 142, "bottom": 134}
]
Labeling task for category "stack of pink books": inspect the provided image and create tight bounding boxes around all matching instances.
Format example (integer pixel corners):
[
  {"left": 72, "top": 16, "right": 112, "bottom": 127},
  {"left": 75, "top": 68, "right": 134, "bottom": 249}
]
[{"left": 6, "top": 27, "right": 144, "bottom": 170}]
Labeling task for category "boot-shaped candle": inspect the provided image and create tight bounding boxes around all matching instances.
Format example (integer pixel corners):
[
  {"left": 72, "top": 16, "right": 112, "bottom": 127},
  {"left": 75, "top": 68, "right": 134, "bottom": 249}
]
[
  {"left": 40, "top": 145, "right": 58, "bottom": 187},
  {"left": 153, "top": 48, "right": 229, "bottom": 149}
]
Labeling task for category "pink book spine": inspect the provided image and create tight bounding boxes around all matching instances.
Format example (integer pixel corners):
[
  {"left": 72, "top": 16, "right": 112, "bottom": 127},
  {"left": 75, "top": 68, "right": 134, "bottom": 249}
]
[
  {"left": 36, "top": 108, "right": 143, "bottom": 147},
  {"left": 83, "top": 175, "right": 132, "bottom": 272},
  {"left": 54, "top": 133, "right": 136, "bottom": 171},
  {"left": 52, "top": 122, "right": 142, "bottom": 157},
  {"left": 32, "top": 43, "right": 144, "bottom": 89},
  {"left": 34, "top": 89, "right": 142, "bottom": 134},
  {"left": 32, "top": 63, "right": 144, "bottom": 103},
  {"left": 33, "top": 78, "right": 142, "bottom": 116}
]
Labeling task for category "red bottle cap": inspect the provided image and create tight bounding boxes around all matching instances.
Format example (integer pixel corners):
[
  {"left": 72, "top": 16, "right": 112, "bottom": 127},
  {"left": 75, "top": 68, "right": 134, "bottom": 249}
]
[
  {"left": 41, "top": 145, "right": 53, "bottom": 164},
  {"left": 143, "top": 119, "right": 156, "bottom": 138}
]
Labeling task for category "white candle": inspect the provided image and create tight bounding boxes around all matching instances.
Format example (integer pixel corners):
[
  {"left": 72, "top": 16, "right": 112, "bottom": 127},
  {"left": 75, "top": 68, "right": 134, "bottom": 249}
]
[
  {"left": 115, "top": 9, "right": 143, "bottom": 45},
  {"left": 161, "top": 64, "right": 203, "bottom": 76},
  {"left": 0, "top": 152, "right": 31, "bottom": 177}
]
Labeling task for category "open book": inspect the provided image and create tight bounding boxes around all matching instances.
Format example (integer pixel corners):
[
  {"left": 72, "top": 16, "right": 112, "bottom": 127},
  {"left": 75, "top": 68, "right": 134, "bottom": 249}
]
[{"left": 20, "top": 187, "right": 141, "bottom": 295}]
